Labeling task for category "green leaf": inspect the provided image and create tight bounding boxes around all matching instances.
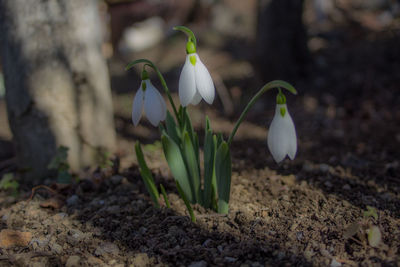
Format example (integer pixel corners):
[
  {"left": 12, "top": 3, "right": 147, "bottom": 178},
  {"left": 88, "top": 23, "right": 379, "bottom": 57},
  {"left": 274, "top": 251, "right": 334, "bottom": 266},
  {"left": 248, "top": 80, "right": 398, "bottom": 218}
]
[
  {"left": 205, "top": 116, "right": 211, "bottom": 132},
  {"left": 182, "top": 131, "right": 201, "bottom": 203},
  {"left": 161, "top": 134, "right": 193, "bottom": 202},
  {"left": 160, "top": 184, "right": 171, "bottom": 208},
  {"left": 176, "top": 181, "right": 196, "bottom": 223},
  {"left": 215, "top": 142, "right": 231, "bottom": 214},
  {"left": 363, "top": 206, "right": 378, "bottom": 220},
  {"left": 135, "top": 142, "right": 160, "bottom": 208},
  {"left": 183, "top": 108, "right": 195, "bottom": 142},
  {"left": 216, "top": 133, "right": 224, "bottom": 147},
  {"left": 203, "top": 130, "right": 216, "bottom": 209},
  {"left": 165, "top": 111, "right": 181, "bottom": 145}
]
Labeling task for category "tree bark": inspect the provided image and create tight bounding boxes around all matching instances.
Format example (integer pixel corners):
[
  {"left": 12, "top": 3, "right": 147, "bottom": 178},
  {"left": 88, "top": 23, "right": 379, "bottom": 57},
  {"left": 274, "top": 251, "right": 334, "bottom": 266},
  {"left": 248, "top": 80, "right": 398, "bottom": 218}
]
[
  {"left": 255, "top": 0, "right": 309, "bottom": 82},
  {"left": 0, "top": 0, "right": 116, "bottom": 183}
]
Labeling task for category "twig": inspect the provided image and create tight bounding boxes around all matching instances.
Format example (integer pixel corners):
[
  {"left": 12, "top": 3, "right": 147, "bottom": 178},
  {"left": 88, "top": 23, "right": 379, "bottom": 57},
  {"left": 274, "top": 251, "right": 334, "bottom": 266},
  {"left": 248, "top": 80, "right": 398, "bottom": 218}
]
[{"left": 27, "top": 185, "right": 59, "bottom": 203}]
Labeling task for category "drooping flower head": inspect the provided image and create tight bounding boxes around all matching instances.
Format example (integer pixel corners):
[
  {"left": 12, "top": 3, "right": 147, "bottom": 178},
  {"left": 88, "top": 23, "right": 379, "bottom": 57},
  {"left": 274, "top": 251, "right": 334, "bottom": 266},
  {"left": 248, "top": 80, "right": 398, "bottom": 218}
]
[
  {"left": 132, "top": 69, "right": 166, "bottom": 127},
  {"left": 178, "top": 40, "right": 215, "bottom": 106},
  {"left": 267, "top": 90, "right": 297, "bottom": 163}
]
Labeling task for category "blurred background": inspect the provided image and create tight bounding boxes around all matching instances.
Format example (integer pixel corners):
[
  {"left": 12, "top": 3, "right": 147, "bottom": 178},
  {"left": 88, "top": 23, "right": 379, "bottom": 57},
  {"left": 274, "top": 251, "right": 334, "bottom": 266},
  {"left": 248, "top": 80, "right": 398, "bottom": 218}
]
[{"left": 0, "top": 0, "right": 399, "bottom": 184}]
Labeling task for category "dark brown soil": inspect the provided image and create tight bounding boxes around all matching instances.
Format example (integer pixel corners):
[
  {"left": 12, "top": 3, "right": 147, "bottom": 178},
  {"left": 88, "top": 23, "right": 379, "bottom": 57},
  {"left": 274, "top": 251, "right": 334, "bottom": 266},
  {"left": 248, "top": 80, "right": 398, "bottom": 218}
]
[{"left": 1, "top": 5, "right": 400, "bottom": 266}]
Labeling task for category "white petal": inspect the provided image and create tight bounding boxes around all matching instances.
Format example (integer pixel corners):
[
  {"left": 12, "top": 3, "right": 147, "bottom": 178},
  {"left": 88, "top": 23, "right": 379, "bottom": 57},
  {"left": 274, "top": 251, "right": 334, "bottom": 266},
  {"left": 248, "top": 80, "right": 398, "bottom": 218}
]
[
  {"left": 154, "top": 84, "right": 167, "bottom": 121},
  {"left": 194, "top": 54, "right": 215, "bottom": 104},
  {"left": 190, "top": 91, "right": 202, "bottom": 105},
  {"left": 144, "top": 81, "right": 164, "bottom": 126},
  {"left": 285, "top": 110, "right": 297, "bottom": 160},
  {"left": 178, "top": 55, "right": 196, "bottom": 106},
  {"left": 267, "top": 104, "right": 294, "bottom": 163},
  {"left": 131, "top": 86, "right": 144, "bottom": 126}
]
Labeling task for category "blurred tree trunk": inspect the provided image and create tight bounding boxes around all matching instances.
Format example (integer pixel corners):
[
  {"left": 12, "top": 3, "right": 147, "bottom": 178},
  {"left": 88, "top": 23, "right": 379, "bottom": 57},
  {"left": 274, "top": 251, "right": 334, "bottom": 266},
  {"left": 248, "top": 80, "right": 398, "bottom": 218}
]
[
  {"left": 255, "top": 0, "right": 309, "bottom": 82},
  {"left": 0, "top": 0, "right": 116, "bottom": 183}
]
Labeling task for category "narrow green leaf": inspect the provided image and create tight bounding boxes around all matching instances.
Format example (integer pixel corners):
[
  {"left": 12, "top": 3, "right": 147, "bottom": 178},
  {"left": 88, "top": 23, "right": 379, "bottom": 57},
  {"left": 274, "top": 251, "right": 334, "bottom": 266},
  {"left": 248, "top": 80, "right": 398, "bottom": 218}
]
[
  {"left": 216, "top": 133, "right": 224, "bottom": 147},
  {"left": 176, "top": 181, "right": 196, "bottom": 223},
  {"left": 193, "top": 132, "right": 200, "bottom": 165},
  {"left": 135, "top": 142, "right": 160, "bottom": 208},
  {"left": 215, "top": 142, "right": 231, "bottom": 214},
  {"left": 161, "top": 134, "right": 194, "bottom": 202},
  {"left": 182, "top": 131, "right": 201, "bottom": 203},
  {"left": 203, "top": 129, "right": 216, "bottom": 208},
  {"left": 160, "top": 184, "right": 171, "bottom": 208},
  {"left": 165, "top": 111, "right": 180, "bottom": 145},
  {"left": 183, "top": 108, "right": 195, "bottom": 140},
  {"left": 205, "top": 116, "right": 211, "bottom": 132}
]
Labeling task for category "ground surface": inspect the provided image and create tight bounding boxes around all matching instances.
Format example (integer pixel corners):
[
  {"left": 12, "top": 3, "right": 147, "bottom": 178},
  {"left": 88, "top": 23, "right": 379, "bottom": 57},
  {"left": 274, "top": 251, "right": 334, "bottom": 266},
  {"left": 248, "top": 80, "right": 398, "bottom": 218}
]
[{"left": 1, "top": 4, "right": 400, "bottom": 266}]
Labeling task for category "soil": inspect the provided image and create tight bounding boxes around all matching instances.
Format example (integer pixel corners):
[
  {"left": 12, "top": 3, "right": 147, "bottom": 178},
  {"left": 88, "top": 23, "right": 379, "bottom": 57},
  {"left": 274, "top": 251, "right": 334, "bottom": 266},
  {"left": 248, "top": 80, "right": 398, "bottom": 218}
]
[{"left": 1, "top": 4, "right": 400, "bottom": 267}]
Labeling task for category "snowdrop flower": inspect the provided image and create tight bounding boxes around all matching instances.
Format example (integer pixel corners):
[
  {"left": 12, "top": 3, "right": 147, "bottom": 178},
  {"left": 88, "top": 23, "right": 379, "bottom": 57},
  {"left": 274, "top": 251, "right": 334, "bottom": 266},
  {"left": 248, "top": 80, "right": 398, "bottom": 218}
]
[
  {"left": 178, "top": 41, "right": 215, "bottom": 106},
  {"left": 267, "top": 92, "right": 297, "bottom": 163},
  {"left": 132, "top": 72, "right": 166, "bottom": 127}
]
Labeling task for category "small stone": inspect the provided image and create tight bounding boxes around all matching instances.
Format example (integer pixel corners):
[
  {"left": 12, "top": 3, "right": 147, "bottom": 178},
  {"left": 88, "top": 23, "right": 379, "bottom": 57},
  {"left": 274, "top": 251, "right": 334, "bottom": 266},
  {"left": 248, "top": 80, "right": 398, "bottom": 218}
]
[
  {"left": 67, "top": 229, "right": 84, "bottom": 245},
  {"left": 342, "top": 184, "right": 351, "bottom": 190},
  {"left": 65, "top": 255, "right": 80, "bottom": 267},
  {"left": 110, "top": 175, "right": 123, "bottom": 185},
  {"left": 296, "top": 231, "right": 304, "bottom": 241},
  {"left": 224, "top": 257, "right": 237, "bottom": 263},
  {"left": 319, "top": 164, "right": 330, "bottom": 172},
  {"left": 95, "top": 242, "right": 119, "bottom": 256},
  {"left": 50, "top": 242, "right": 63, "bottom": 254},
  {"left": 66, "top": 195, "right": 79, "bottom": 206},
  {"left": 303, "top": 162, "right": 314, "bottom": 172},
  {"left": 330, "top": 258, "right": 341, "bottom": 267},
  {"left": 52, "top": 213, "right": 67, "bottom": 222},
  {"left": 188, "top": 261, "right": 207, "bottom": 267},
  {"left": 202, "top": 239, "right": 212, "bottom": 247},
  {"left": 324, "top": 181, "right": 333, "bottom": 188},
  {"left": 87, "top": 256, "right": 104, "bottom": 266},
  {"left": 131, "top": 253, "right": 151, "bottom": 266},
  {"left": 106, "top": 205, "right": 120, "bottom": 214}
]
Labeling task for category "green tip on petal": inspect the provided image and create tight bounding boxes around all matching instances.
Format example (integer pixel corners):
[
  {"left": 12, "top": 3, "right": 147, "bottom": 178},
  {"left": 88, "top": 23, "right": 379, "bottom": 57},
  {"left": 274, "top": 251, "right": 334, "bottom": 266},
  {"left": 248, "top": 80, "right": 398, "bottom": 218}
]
[
  {"left": 276, "top": 91, "right": 286, "bottom": 104},
  {"left": 189, "top": 55, "right": 197, "bottom": 66},
  {"left": 186, "top": 41, "right": 196, "bottom": 54},
  {"left": 141, "top": 69, "right": 149, "bottom": 80},
  {"left": 141, "top": 81, "right": 147, "bottom": 91},
  {"left": 280, "top": 107, "right": 286, "bottom": 117}
]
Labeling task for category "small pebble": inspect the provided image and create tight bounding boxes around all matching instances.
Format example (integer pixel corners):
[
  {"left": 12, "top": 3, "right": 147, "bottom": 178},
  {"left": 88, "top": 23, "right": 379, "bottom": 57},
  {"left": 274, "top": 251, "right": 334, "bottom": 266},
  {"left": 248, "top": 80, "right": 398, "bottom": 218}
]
[
  {"left": 110, "top": 175, "right": 123, "bottom": 185},
  {"left": 65, "top": 255, "right": 81, "bottom": 267},
  {"left": 50, "top": 242, "right": 63, "bottom": 254},
  {"left": 188, "top": 260, "right": 207, "bottom": 267},
  {"left": 225, "top": 257, "right": 237, "bottom": 263},
  {"left": 342, "top": 184, "right": 351, "bottom": 190},
  {"left": 319, "top": 163, "right": 330, "bottom": 172},
  {"left": 330, "top": 258, "right": 342, "bottom": 267},
  {"left": 66, "top": 195, "right": 79, "bottom": 206}
]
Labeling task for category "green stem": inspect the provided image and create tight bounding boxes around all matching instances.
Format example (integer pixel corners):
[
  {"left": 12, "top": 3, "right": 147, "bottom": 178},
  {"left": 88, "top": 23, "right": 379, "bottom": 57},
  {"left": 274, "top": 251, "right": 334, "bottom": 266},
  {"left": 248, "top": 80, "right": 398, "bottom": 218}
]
[
  {"left": 173, "top": 26, "right": 197, "bottom": 48},
  {"left": 227, "top": 80, "right": 297, "bottom": 146},
  {"left": 126, "top": 59, "right": 181, "bottom": 126}
]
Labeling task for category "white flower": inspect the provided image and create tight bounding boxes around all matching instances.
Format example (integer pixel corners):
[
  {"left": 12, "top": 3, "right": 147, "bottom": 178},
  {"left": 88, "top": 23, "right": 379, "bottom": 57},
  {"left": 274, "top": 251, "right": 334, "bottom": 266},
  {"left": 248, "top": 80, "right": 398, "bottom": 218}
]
[
  {"left": 132, "top": 79, "right": 166, "bottom": 127},
  {"left": 267, "top": 104, "right": 297, "bottom": 163},
  {"left": 178, "top": 53, "right": 215, "bottom": 106}
]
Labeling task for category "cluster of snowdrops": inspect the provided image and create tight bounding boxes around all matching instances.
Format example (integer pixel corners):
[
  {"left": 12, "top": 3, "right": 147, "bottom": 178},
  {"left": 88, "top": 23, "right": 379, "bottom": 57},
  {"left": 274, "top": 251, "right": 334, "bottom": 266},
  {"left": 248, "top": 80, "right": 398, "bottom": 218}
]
[{"left": 126, "top": 26, "right": 298, "bottom": 221}]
